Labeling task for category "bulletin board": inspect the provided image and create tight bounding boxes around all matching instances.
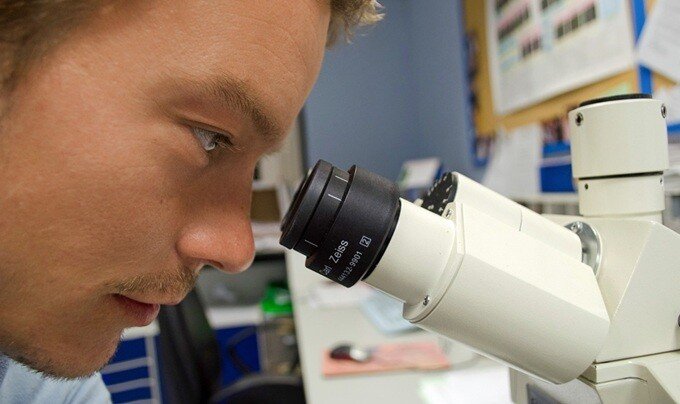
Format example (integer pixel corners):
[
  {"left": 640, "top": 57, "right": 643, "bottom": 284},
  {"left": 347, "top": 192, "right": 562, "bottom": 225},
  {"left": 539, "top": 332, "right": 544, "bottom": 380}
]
[
  {"left": 645, "top": 0, "right": 677, "bottom": 92},
  {"left": 463, "top": 0, "right": 659, "bottom": 137}
]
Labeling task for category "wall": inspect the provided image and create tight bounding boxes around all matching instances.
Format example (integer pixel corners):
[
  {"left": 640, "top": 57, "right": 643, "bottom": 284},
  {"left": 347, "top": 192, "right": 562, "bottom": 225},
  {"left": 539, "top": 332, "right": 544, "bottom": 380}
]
[
  {"left": 409, "top": 0, "right": 485, "bottom": 180},
  {"left": 303, "top": 0, "right": 483, "bottom": 181},
  {"left": 303, "top": 0, "right": 417, "bottom": 180}
]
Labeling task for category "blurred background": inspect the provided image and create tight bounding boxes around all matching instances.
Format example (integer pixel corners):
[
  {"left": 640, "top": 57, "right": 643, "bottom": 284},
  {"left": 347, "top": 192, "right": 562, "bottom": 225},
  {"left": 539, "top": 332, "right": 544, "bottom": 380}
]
[{"left": 101, "top": 0, "right": 680, "bottom": 402}]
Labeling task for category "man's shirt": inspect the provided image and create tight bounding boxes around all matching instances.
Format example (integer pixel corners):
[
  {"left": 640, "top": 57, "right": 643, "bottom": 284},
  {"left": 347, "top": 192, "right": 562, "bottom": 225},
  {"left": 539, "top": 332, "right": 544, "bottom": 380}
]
[{"left": 0, "top": 354, "right": 111, "bottom": 403}]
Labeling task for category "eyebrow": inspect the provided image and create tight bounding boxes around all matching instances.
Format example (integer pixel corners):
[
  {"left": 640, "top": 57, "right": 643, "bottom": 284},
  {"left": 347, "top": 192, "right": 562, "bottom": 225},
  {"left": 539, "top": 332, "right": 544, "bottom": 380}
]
[{"left": 166, "top": 76, "right": 284, "bottom": 142}]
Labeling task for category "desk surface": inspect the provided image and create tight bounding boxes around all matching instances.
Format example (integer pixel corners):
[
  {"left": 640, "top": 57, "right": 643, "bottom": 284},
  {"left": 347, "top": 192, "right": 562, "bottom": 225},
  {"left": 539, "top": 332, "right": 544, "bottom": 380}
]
[{"left": 286, "top": 251, "right": 512, "bottom": 404}]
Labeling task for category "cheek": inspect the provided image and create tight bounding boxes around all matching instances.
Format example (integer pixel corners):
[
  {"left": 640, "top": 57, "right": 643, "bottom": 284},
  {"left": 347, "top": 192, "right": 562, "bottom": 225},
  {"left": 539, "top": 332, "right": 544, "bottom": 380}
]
[
  {"left": 1, "top": 115, "right": 202, "bottom": 277},
  {"left": 62, "top": 138, "right": 197, "bottom": 262}
]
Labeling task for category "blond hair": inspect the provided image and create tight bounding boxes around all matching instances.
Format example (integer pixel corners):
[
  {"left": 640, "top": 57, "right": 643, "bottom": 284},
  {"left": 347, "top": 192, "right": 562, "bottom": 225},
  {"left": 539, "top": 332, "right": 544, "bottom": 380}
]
[
  {"left": 0, "top": 0, "right": 383, "bottom": 93},
  {"left": 328, "top": 0, "right": 383, "bottom": 45}
]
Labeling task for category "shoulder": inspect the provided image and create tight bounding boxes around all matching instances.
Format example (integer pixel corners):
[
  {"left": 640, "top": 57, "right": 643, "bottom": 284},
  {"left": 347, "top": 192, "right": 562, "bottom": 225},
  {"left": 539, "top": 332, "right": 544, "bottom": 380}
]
[{"left": 0, "top": 358, "right": 111, "bottom": 404}]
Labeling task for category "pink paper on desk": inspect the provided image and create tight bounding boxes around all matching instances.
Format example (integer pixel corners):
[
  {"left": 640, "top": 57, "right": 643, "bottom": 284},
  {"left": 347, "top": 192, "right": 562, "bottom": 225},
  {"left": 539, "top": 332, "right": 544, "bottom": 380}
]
[{"left": 322, "top": 341, "right": 451, "bottom": 377}]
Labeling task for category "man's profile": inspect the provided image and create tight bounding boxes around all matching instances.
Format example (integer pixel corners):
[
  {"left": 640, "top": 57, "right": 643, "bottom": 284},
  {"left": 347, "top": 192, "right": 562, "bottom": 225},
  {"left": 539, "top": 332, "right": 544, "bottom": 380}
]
[{"left": 0, "top": 0, "right": 380, "bottom": 401}]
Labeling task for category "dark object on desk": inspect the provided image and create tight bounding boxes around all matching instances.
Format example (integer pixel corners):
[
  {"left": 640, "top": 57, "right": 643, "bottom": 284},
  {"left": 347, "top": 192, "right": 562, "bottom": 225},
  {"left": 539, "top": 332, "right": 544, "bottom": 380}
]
[
  {"left": 329, "top": 344, "right": 373, "bottom": 363},
  {"left": 157, "top": 289, "right": 221, "bottom": 404},
  {"left": 157, "top": 288, "right": 306, "bottom": 404},
  {"left": 209, "top": 375, "right": 306, "bottom": 404}
]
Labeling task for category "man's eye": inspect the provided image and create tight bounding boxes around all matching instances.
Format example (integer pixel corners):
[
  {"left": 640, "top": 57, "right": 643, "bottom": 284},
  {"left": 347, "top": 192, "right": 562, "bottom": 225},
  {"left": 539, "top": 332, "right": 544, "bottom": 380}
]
[{"left": 191, "top": 127, "right": 234, "bottom": 151}]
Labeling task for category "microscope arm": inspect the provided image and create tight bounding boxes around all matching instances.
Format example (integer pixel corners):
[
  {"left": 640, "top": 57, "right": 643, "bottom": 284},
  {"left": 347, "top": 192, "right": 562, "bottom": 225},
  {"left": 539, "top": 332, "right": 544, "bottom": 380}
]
[{"left": 364, "top": 174, "right": 610, "bottom": 384}]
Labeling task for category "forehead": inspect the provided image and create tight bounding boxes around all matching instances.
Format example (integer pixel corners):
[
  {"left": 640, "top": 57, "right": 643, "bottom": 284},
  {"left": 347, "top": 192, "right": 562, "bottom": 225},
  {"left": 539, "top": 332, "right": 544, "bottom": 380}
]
[{"left": 89, "top": 0, "right": 330, "bottom": 129}]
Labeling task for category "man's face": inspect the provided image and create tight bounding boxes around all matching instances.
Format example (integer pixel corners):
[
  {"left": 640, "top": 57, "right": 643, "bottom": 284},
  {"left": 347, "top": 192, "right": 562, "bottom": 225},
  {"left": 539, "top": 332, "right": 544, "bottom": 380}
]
[{"left": 0, "top": 0, "right": 329, "bottom": 378}]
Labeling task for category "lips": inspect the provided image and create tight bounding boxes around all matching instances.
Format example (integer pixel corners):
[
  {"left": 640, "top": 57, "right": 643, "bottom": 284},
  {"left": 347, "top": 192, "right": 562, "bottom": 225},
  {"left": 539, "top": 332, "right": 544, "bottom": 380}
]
[
  {"left": 121, "top": 294, "right": 185, "bottom": 306},
  {"left": 113, "top": 294, "right": 161, "bottom": 327}
]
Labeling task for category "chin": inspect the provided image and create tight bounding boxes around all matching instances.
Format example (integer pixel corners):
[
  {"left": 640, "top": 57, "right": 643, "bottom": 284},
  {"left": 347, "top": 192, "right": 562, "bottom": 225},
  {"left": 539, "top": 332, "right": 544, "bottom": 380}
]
[{"left": 17, "top": 330, "right": 122, "bottom": 380}]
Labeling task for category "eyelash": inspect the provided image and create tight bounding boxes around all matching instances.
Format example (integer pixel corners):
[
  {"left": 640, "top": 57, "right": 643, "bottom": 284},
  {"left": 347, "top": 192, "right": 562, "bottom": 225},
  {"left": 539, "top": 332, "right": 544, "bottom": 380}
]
[{"left": 191, "top": 127, "right": 234, "bottom": 152}]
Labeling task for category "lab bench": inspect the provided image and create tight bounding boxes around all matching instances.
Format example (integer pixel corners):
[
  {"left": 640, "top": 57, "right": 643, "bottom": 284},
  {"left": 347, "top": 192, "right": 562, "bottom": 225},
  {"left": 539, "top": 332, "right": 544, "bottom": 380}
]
[{"left": 285, "top": 250, "right": 512, "bottom": 404}]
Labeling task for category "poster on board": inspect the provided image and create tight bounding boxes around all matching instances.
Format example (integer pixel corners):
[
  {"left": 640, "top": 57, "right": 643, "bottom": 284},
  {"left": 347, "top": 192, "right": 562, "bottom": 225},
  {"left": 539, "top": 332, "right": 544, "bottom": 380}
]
[
  {"left": 486, "top": 0, "right": 635, "bottom": 115},
  {"left": 638, "top": 0, "right": 680, "bottom": 84}
]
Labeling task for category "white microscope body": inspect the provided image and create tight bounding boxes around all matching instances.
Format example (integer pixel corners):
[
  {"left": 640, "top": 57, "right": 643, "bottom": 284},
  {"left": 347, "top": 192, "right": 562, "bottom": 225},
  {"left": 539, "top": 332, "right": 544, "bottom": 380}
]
[
  {"left": 362, "top": 96, "right": 680, "bottom": 403},
  {"left": 510, "top": 97, "right": 680, "bottom": 403}
]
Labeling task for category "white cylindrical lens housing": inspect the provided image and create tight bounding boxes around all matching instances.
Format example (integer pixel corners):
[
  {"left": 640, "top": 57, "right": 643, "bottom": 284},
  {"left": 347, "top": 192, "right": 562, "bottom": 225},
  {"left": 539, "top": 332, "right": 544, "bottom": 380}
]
[
  {"left": 412, "top": 204, "right": 609, "bottom": 384},
  {"left": 364, "top": 177, "right": 610, "bottom": 384},
  {"left": 569, "top": 97, "right": 668, "bottom": 178},
  {"left": 569, "top": 96, "right": 669, "bottom": 220},
  {"left": 577, "top": 174, "right": 665, "bottom": 220},
  {"left": 364, "top": 199, "right": 455, "bottom": 305}
]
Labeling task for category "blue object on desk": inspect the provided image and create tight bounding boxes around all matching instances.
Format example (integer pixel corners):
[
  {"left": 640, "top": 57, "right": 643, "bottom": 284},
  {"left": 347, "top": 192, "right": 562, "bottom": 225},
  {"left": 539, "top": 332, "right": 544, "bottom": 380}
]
[
  {"left": 541, "top": 141, "right": 575, "bottom": 193},
  {"left": 543, "top": 142, "right": 571, "bottom": 156},
  {"left": 361, "top": 292, "right": 417, "bottom": 335},
  {"left": 540, "top": 157, "right": 575, "bottom": 193},
  {"left": 668, "top": 123, "right": 680, "bottom": 135}
]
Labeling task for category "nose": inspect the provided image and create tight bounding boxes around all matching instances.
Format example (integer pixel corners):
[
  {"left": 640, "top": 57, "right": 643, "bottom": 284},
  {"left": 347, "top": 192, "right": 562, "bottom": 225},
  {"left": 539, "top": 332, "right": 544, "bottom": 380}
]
[
  {"left": 176, "top": 160, "right": 259, "bottom": 273},
  {"left": 176, "top": 216, "right": 255, "bottom": 273},
  {"left": 176, "top": 173, "right": 256, "bottom": 273}
]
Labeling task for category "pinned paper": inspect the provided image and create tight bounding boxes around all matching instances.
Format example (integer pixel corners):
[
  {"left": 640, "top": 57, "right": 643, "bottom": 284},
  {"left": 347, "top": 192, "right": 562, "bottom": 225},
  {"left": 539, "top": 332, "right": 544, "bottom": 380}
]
[
  {"left": 638, "top": 0, "right": 680, "bottom": 83},
  {"left": 482, "top": 124, "right": 543, "bottom": 197},
  {"left": 487, "top": 0, "right": 635, "bottom": 114}
]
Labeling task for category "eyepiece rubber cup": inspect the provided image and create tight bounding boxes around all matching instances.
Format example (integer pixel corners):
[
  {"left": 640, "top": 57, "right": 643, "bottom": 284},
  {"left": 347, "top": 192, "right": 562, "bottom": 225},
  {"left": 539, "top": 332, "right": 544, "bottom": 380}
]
[
  {"left": 280, "top": 160, "right": 333, "bottom": 249},
  {"left": 280, "top": 160, "right": 401, "bottom": 287}
]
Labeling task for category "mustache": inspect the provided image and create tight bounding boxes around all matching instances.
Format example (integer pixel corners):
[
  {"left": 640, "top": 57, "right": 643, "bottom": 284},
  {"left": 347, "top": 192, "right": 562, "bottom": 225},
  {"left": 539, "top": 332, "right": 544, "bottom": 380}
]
[{"left": 109, "top": 264, "right": 198, "bottom": 299}]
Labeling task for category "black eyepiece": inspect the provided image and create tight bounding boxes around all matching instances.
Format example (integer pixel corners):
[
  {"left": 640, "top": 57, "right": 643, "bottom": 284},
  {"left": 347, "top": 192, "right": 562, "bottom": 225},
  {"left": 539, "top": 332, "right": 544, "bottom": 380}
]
[{"left": 280, "top": 160, "right": 401, "bottom": 287}]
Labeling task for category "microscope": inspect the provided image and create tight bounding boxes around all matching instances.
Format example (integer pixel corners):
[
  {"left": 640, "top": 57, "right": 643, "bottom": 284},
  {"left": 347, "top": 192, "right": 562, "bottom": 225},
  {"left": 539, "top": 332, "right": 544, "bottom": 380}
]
[{"left": 279, "top": 94, "right": 680, "bottom": 403}]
